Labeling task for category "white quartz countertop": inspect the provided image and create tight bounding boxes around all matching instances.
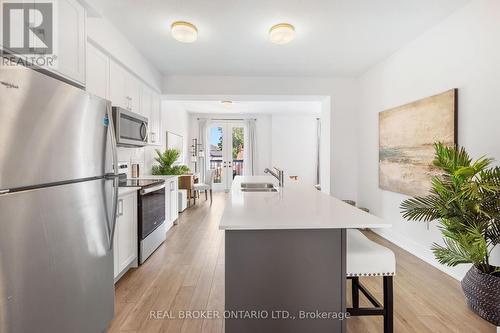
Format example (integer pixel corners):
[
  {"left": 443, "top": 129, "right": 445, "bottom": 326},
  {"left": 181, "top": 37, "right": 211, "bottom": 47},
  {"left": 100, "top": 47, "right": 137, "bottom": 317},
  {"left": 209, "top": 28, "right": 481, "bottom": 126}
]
[{"left": 219, "top": 176, "right": 391, "bottom": 230}]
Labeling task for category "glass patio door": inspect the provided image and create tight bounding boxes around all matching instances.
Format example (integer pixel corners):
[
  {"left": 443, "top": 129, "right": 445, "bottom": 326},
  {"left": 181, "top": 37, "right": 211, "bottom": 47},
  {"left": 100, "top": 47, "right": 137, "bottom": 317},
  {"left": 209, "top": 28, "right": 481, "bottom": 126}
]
[{"left": 208, "top": 122, "right": 245, "bottom": 191}]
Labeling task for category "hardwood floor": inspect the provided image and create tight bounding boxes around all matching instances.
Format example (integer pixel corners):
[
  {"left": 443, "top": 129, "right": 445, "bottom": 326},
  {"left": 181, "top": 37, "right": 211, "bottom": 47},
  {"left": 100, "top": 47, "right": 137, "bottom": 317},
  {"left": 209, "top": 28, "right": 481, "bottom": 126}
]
[{"left": 108, "top": 193, "right": 496, "bottom": 333}]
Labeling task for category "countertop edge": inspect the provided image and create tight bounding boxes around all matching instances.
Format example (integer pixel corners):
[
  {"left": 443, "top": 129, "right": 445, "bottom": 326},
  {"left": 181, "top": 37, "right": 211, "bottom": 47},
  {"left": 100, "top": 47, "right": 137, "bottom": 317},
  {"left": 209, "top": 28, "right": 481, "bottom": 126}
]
[
  {"left": 118, "top": 187, "right": 140, "bottom": 197},
  {"left": 219, "top": 224, "right": 392, "bottom": 231}
]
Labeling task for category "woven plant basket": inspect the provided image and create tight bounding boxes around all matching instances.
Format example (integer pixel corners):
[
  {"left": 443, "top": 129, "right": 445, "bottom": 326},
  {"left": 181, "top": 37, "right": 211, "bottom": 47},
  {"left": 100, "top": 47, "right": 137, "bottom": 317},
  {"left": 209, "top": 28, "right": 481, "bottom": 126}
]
[{"left": 461, "top": 266, "right": 500, "bottom": 326}]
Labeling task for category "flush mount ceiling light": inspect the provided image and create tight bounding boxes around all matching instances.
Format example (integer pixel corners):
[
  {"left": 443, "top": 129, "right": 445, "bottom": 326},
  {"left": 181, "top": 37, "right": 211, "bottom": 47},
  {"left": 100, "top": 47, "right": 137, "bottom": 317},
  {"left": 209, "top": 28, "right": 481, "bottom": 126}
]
[
  {"left": 171, "top": 21, "right": 198, "bottom": 43},
  {"left": 221, "top": 100, "right": 233, "bottom": 107},
  {"left": 269, "top": 23, "right": 295, "bottom": 45}
]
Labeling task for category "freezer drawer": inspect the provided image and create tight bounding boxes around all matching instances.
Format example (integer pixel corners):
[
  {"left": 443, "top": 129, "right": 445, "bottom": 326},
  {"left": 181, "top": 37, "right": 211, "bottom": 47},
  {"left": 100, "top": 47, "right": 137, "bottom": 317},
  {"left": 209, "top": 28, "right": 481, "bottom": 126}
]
[{"left": 0, "top": 179, "right": 115, "bottom": 333}]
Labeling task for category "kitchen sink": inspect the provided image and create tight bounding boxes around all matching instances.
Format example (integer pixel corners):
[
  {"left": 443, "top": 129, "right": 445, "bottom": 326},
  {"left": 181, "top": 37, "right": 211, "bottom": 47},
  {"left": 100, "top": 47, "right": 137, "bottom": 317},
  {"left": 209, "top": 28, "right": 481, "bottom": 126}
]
[
  {"left": 240, "top": 182, "right": 275, "bottom": 189},
  {"left": 241, "top": 187, "right": 278, "bottom": 192}
]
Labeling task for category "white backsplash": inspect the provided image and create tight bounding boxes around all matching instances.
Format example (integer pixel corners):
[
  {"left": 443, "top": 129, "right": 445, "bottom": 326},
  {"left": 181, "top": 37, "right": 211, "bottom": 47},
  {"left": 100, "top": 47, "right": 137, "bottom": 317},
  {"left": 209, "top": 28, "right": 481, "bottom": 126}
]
[
  {"left": 117, "top": 147, "right": 145, "bottom": 178},
  {"left": 144, "top": 146, "right": 161, "bottom": 176},
  {"left": 117, "top": 146, "right": 162, "bottom": 178}
]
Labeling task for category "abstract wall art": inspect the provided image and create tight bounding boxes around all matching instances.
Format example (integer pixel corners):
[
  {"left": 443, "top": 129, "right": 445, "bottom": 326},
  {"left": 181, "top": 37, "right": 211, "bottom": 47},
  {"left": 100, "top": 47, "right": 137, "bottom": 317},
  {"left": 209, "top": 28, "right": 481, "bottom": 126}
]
[{"left": 379, "top": 89, "right": 457, "bottom": 196}]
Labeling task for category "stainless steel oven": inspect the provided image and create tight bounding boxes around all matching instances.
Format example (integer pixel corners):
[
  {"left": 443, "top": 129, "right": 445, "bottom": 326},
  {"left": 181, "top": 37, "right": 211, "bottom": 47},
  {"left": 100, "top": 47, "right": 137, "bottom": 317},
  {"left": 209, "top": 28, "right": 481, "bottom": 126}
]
[
  {"left": 112, "top": 107, "right": 148, "bottom": 147},
  {"left": 138, "top": 182, "right": 166, "bottom": 264},
  {"left": 118, "top": 166, "right": 166, "bottom": 265}
]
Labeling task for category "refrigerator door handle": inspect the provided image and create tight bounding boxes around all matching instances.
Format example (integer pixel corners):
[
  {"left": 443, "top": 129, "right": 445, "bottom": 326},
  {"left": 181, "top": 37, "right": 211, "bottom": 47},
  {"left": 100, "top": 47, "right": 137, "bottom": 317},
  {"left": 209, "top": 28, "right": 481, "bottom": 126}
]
[{"left": 105, "top": 102, "right": 120, "bottom": 250}]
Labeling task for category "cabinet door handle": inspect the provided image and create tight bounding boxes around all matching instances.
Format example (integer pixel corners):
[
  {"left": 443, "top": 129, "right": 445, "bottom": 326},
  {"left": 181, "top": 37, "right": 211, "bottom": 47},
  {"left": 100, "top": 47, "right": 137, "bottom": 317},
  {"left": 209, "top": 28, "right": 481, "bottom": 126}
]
[{"left": 117, "top": 199, "right": 124, "bottom": 216}]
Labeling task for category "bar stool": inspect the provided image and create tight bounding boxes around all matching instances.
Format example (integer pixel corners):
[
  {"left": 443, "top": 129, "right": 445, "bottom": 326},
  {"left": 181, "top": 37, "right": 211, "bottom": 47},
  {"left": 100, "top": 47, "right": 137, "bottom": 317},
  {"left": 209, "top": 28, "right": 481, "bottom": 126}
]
[{"left": 346, "top": 229, "right": 396, "bottom": 333}]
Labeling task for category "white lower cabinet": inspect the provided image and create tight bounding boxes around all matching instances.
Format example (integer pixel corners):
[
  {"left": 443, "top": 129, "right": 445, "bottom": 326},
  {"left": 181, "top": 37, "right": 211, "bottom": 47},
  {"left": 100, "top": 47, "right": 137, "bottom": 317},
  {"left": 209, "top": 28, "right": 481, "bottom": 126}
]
[
  {"left": 165, "top": 177, "right": 179, "bottom": 225},
  {"left": 113, "top": 191, "right": 138, "bottom": 282}
]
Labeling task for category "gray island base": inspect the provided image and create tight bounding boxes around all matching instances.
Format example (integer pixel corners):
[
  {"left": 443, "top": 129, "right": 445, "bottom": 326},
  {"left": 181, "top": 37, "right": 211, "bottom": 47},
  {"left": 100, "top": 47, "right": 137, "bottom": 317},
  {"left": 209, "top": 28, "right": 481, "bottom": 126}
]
[
  {"left": 225, "top": 228, "right": 347, "bottom": 333},
  {"left": 220, "top": 176, "right": 390, "bottom": 333}
]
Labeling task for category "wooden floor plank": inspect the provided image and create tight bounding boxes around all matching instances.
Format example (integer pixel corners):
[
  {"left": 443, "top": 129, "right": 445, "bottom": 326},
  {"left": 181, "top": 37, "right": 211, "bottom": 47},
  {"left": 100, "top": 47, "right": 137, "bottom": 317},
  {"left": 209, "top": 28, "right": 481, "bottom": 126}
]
[{"left": 108, "top": 193, "right": 497, "bottom": 333}]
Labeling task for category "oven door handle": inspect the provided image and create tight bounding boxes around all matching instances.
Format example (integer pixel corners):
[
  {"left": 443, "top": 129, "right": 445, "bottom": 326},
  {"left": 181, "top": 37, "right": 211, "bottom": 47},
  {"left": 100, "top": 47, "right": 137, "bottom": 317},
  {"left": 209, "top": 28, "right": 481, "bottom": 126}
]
[{"left": 140, "top": 183, "right": 165, "bottom": 195}]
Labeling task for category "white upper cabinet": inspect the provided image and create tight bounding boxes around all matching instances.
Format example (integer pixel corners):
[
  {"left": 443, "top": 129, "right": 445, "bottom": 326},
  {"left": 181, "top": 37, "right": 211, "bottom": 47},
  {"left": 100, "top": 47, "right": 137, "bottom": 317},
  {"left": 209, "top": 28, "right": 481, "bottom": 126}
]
[
  {"left": 86, "top": 43, "right": 109, "bottom": 99},
  {"left": 1, "top": 0, "right": 86, "bottom": 85},
  {"left": 140, "top": 85, "right": 161, "bottom": 145},
  {"left": 110, "top": 60, "right": 141, "bottom": 113},
  {"left": 52, "top": 0, "right": 86, "bottom": 85},
  {"left": 109, "top": 60, "right": 128, "bottom": 108},
  {"left": 150, "top": 93, "right": 162, "bottom": 145},
  {"left": 140, "top": 84, "right": 152, "bottom": 121},
  {"left": 126, "top": 73, "right": 141, "bottom": 114}
]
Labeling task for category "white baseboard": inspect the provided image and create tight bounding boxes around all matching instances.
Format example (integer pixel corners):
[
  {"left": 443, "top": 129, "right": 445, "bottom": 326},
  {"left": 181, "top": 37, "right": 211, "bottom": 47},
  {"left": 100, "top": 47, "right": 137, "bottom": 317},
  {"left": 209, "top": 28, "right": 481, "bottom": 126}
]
[
  {"left": 164, "top": 219, "right": 174, "bottom": 232},
  {"left": 371, "top": 228, "right": 468, "bottom": 281}
]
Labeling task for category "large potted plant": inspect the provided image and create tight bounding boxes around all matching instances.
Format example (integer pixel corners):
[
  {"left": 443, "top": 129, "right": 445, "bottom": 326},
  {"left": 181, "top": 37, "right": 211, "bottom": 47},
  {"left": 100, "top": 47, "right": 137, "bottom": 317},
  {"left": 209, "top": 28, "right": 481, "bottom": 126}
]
[
  {"left": 401, "top": 143, "right": 500, "bottom": 325},
  {"left": 151, "top": 149, "right": 190, "bottom": 175}
]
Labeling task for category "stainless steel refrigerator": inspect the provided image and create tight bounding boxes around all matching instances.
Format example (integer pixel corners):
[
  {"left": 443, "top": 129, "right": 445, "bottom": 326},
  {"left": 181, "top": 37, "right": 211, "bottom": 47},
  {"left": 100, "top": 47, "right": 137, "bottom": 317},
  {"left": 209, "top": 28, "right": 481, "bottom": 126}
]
[{"left": 0, "top": 67, "right": 119, "bottom": 332}]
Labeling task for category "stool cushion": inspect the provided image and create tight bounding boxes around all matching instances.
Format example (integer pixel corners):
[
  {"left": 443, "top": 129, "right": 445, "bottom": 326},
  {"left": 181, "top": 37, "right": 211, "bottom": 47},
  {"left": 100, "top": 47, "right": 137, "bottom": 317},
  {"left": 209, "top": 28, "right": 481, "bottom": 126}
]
[
  {"left": 193, "top": 183, "right": 210, "bottom": 191},
  {"left": 347, "top": 229, "right": 396, "bottom": 277}
]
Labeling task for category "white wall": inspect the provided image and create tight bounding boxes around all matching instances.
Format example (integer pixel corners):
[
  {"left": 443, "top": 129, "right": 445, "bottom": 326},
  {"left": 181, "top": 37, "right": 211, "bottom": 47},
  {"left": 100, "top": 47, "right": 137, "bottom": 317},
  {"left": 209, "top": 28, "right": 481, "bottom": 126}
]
[
  {"left": 357, "top": 0, "right": 500, "bottom": 280},
  {"left": 271, "top": 115, "right": 319, "bottom": 186},
  {"left": 154, "top": 100, "right": 190, "bottom": 163},
  {"left": 163, "top": 76, "right": 361, "bottom": 199}
]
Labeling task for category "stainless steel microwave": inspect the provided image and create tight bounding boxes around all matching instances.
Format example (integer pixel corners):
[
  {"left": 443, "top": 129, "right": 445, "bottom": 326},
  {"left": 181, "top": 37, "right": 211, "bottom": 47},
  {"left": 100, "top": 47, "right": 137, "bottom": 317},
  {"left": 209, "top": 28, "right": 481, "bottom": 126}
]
[{"left": 112, "top": 107, "right": 148, "bottom": 147}]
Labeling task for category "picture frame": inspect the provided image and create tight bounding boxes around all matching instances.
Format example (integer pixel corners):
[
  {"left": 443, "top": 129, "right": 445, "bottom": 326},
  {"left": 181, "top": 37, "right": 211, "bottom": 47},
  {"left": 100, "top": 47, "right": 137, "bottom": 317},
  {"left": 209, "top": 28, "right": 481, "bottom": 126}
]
[{"left": 166, "top": 131, "right": 184, "bottom": 164}]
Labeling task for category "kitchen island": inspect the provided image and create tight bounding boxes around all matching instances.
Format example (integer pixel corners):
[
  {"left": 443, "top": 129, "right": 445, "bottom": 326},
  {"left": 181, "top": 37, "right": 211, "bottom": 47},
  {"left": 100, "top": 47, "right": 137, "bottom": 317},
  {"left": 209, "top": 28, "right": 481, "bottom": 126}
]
[{"left": 219, "top": 176, "right": 391, "bottom": 333}]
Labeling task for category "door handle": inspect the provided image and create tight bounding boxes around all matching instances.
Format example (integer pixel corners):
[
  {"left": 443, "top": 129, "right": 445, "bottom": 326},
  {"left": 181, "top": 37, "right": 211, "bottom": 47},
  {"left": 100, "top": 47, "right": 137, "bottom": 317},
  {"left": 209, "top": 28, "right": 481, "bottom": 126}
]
[
  {"left": 106, "top": 102, "right": 119, "bottom": 250},
  {"left": 0, "top": 81, "right": 19, "bottom": 89}
]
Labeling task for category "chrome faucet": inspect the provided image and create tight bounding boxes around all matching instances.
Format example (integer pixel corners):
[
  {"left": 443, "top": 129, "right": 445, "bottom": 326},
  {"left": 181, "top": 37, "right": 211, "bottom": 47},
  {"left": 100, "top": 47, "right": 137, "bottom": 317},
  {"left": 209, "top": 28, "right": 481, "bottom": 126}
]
[{"left": 264, "top": 167, "right": 284, "bottom": 187}]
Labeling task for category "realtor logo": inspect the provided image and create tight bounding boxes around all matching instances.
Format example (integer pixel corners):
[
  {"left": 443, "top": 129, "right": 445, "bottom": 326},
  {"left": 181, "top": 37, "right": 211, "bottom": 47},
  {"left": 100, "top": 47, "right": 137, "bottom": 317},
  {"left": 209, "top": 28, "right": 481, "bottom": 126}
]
[{"left": 2, "top": 1, "right": 53, "bottom": 54}]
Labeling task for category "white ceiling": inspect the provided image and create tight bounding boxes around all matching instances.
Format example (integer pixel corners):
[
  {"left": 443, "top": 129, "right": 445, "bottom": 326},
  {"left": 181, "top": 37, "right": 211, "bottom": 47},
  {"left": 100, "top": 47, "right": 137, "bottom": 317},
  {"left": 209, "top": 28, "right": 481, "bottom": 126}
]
[
  {"left": 97, "top": 0, "right": 470, "bottom": 77},
  {"left": 174, "top": 100, "right": 322, "bottom": 115}
]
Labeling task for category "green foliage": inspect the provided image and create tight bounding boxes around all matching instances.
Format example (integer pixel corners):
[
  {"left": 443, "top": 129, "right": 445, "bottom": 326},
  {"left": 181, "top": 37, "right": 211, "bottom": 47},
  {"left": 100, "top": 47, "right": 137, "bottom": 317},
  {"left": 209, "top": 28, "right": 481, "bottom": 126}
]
[
  {"left": 401, "top": 142, "right": 500, "bottom": 275},
  {"left": 151, "top": 149, "right": 190, "bottom": 176},
  {"left": 232, "top": 127, "right": 244, "bottom": 159},
  {"left": 214, "top": 126, "right": 244, "bottom": 159}
]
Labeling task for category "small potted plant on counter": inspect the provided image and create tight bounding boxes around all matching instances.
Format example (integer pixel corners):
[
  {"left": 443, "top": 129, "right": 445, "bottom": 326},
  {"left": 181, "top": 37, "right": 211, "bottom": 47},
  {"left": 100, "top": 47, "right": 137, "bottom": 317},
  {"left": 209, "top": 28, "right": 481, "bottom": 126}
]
[
  {"left": 151, "top": 149, "right": 190, "bottom": 175},
  {"left": 401, "top": 143, "right": 500, "bottom": 325}
]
